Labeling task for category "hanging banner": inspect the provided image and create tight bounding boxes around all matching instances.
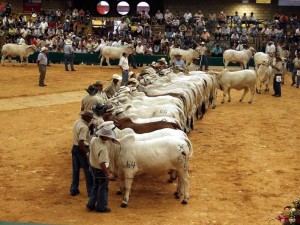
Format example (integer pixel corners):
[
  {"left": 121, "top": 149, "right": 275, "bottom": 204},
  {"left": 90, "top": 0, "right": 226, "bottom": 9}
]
[{"left": 23, "top": 0, "right": 42, "bottom": 13}]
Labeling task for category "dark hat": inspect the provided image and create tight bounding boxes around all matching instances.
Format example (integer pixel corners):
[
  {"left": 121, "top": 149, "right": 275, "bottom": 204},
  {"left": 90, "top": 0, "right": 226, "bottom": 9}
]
[
  {"left": 86, "top": 85, "right": 97, "bottom": 95},
  {"left": 79, "top": 110, "right": 94, "bottom": 118}
]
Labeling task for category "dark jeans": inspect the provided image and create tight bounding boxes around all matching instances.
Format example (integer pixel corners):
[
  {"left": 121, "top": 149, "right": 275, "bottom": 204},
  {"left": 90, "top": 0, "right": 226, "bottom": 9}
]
[
  {"left": 292, "top": 68, "right": 300, "bottom": 87},
  {"left": 128, "top": 54, "right": 137, "bottom": 68},
  {"left": 273, "top": 74, "right": 282, "bottom": 96},
  {"left": 200, "top": 55, "right": 208, "bottom": 70},
  {"left": 121, "top": 70, "right": 128, "bottom": 86},
  {"left": 70, "top": 145, "right": 93, "bottom": 196},
  {"left": 64, "top": 54, "right": 74, "bottom": 71},
  {"left": 86, "top": 168, "right": 109, "bottom": 211}
]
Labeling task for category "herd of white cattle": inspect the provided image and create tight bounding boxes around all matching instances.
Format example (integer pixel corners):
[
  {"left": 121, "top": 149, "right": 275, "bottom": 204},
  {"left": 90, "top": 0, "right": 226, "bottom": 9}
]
[{"left": 0, "top": 43, "right": 289, "bottom": 207}]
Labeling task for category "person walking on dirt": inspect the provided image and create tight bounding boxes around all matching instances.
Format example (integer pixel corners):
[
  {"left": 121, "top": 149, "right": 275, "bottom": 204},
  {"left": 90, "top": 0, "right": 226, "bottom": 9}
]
[
  {"left": 70, "top": 110, "right": 94, "bottom": 197},
  {"left": 64, "top": 39, "right": 76, "bottom": 71},
  {"left": 272, "top": 57, "right": 284, "bottom": 97},
  {"left": 86, "top": 127, "right": 118, "bottom": 213},
  {"left": 292, "top": 53, "right": 300, "bottom": 88},
  {"left": 37, "top": 47, "right": 48, "bottom": 87},
  {"left": 119, "top": 52, "right": 129, "bottom": 86}
]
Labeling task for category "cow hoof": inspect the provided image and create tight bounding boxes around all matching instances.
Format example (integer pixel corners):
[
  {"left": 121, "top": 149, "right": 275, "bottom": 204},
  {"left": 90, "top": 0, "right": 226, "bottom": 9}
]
[
  {"left": 175, "top": 194, "right": 181, "bottom": 199},
  {"left": 239, "top": 99, "right": 242, "bottom": 102},
  {"left": 212, "top": 105, "right": 216, "bottom": 109},
  {"left": 120, "top": 203, "right": 128, "bottom": 208},
  {"left": 221, "top": 101, "right": 224, "bottom": 104},
  {"left": 173, "top": 191, "right": 179, "bottom": 196},
  {"left": 248, "top": 101, "right": 252, "bottom": 104},
  {"left": 181, "top": 200, "right": 188, "bottom": 205},
  {"left": 167, "top": 179, "right": 173, "bottom": 183},
  {"left": 228, "top": 100, "right": 231, "bottom": 102},
  {"left": 116, "top": 191, "right": 122, "bottom": 195}
]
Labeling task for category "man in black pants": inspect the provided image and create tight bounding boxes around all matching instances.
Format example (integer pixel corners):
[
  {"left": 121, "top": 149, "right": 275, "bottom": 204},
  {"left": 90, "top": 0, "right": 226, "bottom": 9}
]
[{"left": 272, "top": 57, "right": 284, "bottom": 97}]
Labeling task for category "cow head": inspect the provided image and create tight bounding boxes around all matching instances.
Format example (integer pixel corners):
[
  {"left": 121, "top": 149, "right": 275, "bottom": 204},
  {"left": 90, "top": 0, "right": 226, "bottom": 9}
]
[
  {"left": 125, "top": 45, "right": 135, "bottom": 55},
  {"left": 26, "top": 45, "right": 38, "bottom": 54}
]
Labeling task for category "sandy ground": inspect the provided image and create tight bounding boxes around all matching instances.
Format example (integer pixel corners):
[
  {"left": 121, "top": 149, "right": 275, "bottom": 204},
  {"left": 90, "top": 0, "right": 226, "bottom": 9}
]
[{"left": 0, "top": 64, "right": 299, "bottom": 225}]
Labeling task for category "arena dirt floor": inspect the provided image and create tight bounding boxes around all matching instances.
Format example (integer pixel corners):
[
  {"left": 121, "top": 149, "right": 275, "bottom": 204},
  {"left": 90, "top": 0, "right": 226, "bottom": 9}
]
[{"left": 0, "top": 64, "right": 299, "bottom": 225}]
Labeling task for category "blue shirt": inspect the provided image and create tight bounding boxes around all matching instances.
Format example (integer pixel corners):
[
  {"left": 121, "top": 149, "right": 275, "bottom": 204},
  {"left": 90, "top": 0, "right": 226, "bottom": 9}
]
[
  {"left": 212, "top": 47, "right": 223, "bottom": 54},
  {"left": 173, "top": 59, "right": 186, "bottom": 68}
]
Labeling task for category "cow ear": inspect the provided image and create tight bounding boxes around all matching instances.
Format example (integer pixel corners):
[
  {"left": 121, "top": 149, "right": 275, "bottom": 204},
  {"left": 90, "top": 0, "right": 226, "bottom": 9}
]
[{"left": 113, "top": 119, "right": 120, "bottom": 127}]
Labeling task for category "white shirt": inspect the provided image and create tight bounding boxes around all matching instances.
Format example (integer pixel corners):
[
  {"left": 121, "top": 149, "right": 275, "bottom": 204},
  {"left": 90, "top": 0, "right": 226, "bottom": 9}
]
[
  {"left": 136, "top": 45, "right": 145, "bottom": 54},
  {"left": 265, "top": 44, "right": 276, "bottom": 54},
  {"left": 119, "top": 56, "right": 129, "bottom": 70},
  {"left": 89, "top": 137, "right": 109, "bottom": 169},
  {"left": 155, "top": 12, "right": 163, "bottom": 20}
]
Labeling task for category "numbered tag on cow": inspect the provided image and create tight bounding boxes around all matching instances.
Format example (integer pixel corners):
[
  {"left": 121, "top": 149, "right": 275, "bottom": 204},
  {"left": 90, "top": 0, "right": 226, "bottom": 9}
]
[
  {"left": 297, "top": 70, "right": 300, "bottom": 76},
  {"left": 276, "top": 75, "right": 282, "bottom": 82}
]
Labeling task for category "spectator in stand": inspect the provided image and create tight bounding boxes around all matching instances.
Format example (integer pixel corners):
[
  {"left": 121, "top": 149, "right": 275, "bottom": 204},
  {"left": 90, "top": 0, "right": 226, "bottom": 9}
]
[
  {"left": 141, "top": 10, "right": 150, "bottom": 21},
  {"left": 247, "top": 12, "right": 256, "bottom": 26},
  {"left": 72, "top": 8, "right": 79, "bottom": 21},
  {"left": 172, "top": 16, "right": 180, "bottom": 27},
  {"left": 230, "top": 30, "right": 239, "bottom": 46},
  {"left": 194, "top": 10, "right": 204, "bottom": 21},
  {"left": 218, "top": 11, "right": 227, "bottom": 25},
  {"left": 294, "top": 27, "right": 300, "bottom": 42},
  {"left": 161, "top": 36, "right": 169, "bottom": 54},
  {"left": 241, "top": 13, "right": 247, "bottom": 27},
  {"left": 63, "top": 19, "right": 70, "bottom": 32},
  {"left": 153, "top": 36, "right": 161, "bottom": 54},
  {"left": 39, "top": 18, "right": 48, "bottom": 35},
  {"left": 232, "top": 11, "right": 240, "bottom": 26},
  {"left": 239, "top": 31, "right": 248, "bottom": 44},
  {"left": 5, "top": 1, "right": 12, "bottom": 17},
  {"left": 164, "top": 9, "right": 173, "bottom": 21},
  {"left": 135, "top": 40, "right": 145, "bottom": 67},
  {"left": 279, "top": 14, "right": 288, "bottom": 33},
  {"left": 214, "top": 24, "right": 222, "bottom": 40},
  {"left": 275, "top": 27, "right": 284, "bottom": 43},
  {"left": 145, "top": 43, "right": 153, "bottom": 55},
  {"left": 248, "top": 25, "right": 258, "bottom": 43},
  {"left": 155, "top": 10, "right": 164, "bottom": 25},
  {"left": 221, "top": 24, "right": 230, "bottom": 40},
  {"left": 196, "top": 17, "right": 206, "bottom": 32},
  {"left": 119, "top": 18, "right": 128, "bottom": 38},
  {"left": 291, "top": 14, "right": 299, "bottom": 30},
  {"left": 184, "top": 10, "right": 192, "bottom": 23},
  {"left": 211, "top": 44, "right": 223, "bottom": 57},
  {"left": 207, "top": 11, "right": 216, "bottom": 27},
  {"left": 78, "top": 9, "right": 85, "bottom": 22},
  {"left": 236, "top": 42, "right": 244, "bottom": 51},
  {"left": 200, "top": 29, "right": 210, "bottom": 43},
  {"left": 56, "top": 8, "right": 62, "bottom": 22},
  {"left": 85, "top": 10, "right": 91, "bottom": 23},
  {"left": 136, "top": 22, "right": 143, "bottom": 36},
  {"left": 165, "top": 17, "right": 172, "bottom": 32}
]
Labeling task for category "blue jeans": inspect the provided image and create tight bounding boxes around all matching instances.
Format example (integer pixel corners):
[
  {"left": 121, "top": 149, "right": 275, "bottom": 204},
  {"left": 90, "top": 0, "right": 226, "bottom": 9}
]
[
  {"left": 86, "top": 168, "right": 109, "bottom": 211},
  {"left": 121, "top": 70, "right": 128, "bottom": 86},
  {"left": 200, "top": 55, "right": 208, "bottom": 70},
  {"left": 292, "top": 68, "right": 300, "bottom": 87},
  {"left": 64, "top": 54, "right": 74, "bottom": 71},
  {"left": 70, "top": 145, "right": 93, "bottom": 196}
]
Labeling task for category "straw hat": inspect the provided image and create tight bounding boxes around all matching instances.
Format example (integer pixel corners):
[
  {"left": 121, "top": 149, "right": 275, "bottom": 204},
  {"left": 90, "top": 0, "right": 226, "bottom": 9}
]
[
  {"left": 95, "top": 127, "right": 120, "bottom": 144},
  {"left": 65, "top": 39, "right": 73, "bottom": 45},
  {"left": 112, "top": 74, "right": 121, "bottom": 80},
  {"left": 40, "top": 47, "right": 48, "bottom": 52},
  {"left": 200, "top": 42, "right": 206, "bottom": 45}
]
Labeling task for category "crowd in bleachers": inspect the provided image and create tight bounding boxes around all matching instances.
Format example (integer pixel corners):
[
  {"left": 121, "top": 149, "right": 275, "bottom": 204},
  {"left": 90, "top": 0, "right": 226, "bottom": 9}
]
[{"left": 1, "top": 3, "right": 300, "bottom": 58}]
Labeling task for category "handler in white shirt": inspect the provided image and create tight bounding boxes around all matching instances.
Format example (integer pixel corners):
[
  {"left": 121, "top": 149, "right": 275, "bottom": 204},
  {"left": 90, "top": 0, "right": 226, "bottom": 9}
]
[{"left": 119, "top": 52, "right": 129, "bottom": 86}]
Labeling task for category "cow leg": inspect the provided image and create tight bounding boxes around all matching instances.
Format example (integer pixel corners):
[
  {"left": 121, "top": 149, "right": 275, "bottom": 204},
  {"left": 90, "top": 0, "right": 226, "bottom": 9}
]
[
  {"left": 121, "top": 172, "right": 136, "bottom": 208},
  {"left": 178, "top": 170, "right": 190, "bottom": 204},
  {"left": 106, "top": 57, "right": 111, "bottom": 67},
  {"left": 116, "top": 173, "right": 125, "bottom": 195},
  {"left": 248, "top": 87, "right": 255, "bottom": 103},
  {"left": 239, "top": 88, "right": 249, "bottom": 102},
  {"left": 227, "top": 89, "right": 231, "bottom": 102},
  {"left": 221, "top": 87, "right": 228, "bottom": 103},
  {"left": 1, "top": 55, "right": 5, "bottom": 66},
  {"left": 256, "top": 83, "right": 262, "bottom": 94},
  {"left": 9, "top": 56, "right": 15, "bottom": 66},
  {"left": 168, "top": 170, "right": 178, "bottom": 183},
  {"left": 100, "top": 56, "right": 104, "bottom": 66},
  {"left": 20, "top": 57, "right": 24, "bottom": 67}
]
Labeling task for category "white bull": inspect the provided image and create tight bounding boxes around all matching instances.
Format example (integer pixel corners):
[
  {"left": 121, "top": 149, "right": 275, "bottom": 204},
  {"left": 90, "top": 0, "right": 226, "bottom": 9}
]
[
  {"left": 223, "top": 47, "right": 255, "bottom": 69},
  {"left": 1, "top": 44, "right": 37, "bottom": 66},
  {"left": 100, "top": 45, "right": 135, "bottom": 66},
  {"left": 169, "top": 48, "right": 200, "bottom": 65},
  {"left": 215, "top": 69, "right": 257, "bottom": 104},
  {"left": 106, "top": 134, "right": 192, "bottom": 208},
  {"left": 256, "top": 62, "right": 273, "bottom": 94},
  {"left": 254, "top": 52, "right": 270, "bottom": 71}
]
